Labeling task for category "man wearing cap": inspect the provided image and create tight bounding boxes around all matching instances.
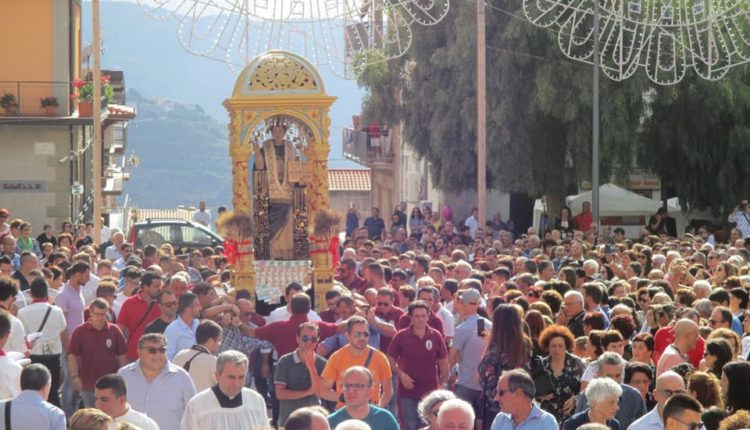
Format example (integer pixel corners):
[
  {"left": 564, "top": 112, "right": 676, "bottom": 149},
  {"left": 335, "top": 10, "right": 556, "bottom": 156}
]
[{"left": 449, "top": 288, "right": 492, "bottom": 418}]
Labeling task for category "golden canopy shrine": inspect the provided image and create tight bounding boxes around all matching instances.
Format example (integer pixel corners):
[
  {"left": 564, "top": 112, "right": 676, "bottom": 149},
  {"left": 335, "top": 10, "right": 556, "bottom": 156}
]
[{"left": 224, "top": 50, "right": 337, "bottom": 313}]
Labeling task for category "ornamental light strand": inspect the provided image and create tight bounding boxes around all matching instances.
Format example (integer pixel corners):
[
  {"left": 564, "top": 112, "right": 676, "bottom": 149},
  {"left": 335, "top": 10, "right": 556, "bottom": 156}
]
[
  {"left": 522, "top": 0, "right": 750, "bottom": 84},
  {"left": 136, "top": 0, "right": 450, "bottom": 77}
]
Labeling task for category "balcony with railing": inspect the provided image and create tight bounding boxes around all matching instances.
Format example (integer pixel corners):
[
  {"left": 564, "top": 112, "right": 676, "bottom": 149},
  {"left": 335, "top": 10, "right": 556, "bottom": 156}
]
[
  {"left": 342, "top": 127, "right": 394, "bottom": 165},
  {"left": 0, "top": 81, "right": 73, "bottom": 118}
]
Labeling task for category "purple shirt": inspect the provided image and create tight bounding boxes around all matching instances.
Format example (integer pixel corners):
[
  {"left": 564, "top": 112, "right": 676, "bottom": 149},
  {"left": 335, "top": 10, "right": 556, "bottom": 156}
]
[{"left": 56, "top": 283, "right": 85, "bottom": 339}]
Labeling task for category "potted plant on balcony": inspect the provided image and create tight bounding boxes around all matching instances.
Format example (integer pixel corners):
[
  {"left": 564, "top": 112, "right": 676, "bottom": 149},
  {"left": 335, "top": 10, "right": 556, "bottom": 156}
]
[
  {"left": 1, "top": 92, "right": 18, "bottom": 116},
  {"left": 73, "top": 74, "right": 113, "bottom": 117},
  {"left": 40, "top": 96, "right": 59, "bottom": 117}
]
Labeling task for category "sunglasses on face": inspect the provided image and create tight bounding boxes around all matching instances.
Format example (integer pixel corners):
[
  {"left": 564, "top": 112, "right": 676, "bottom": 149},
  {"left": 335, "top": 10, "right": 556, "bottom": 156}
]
[
  {"left": 144, "top": 346, "right": 167, "bottom": 354},
  {"left": 670, "top": 416, "right": 702, "bottom": 430},
  {"left": 660, "top": 389, "right": 686, "bottom": 397},
  {"left": 300, "top": 335, "right": 319, "bottom": 343},
  {"left": 352, "top": 331, "right": 370, "bottom": 338}
]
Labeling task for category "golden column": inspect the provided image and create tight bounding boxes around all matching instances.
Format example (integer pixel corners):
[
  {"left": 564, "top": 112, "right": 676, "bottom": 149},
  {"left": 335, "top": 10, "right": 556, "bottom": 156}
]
[
  {"left": 305, "top": 113, "right": 333, "bottom": 312},
  {"left": 228, "top": 109, "right": 256, "bottom": 294}
]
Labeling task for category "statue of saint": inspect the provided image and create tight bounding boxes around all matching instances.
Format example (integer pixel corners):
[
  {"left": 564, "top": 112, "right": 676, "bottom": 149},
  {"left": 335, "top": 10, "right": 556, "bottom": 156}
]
[{"left": 253, "top": 121, "right": 305, "bottom": 260}]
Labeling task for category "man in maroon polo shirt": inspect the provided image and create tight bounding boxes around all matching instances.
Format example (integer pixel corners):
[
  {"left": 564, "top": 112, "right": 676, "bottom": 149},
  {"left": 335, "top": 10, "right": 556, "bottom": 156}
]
[
  {"left": 117, "top": 270, "right": 163, "bottom": 361},
  {"left": 397, "top": 287, "right": 445, "bottom": 335},
  {"left": 68, "top": 298, "right": 127, "bottom": 407},
  {"left": 240, "top": 293, "right": 339, "bottom": 357},
  {"left": 374, "top": 288, "right": 404, "bottom": 355},
  {"left": 388, "top": 301, "right": 448, "bottom": 430},
  {"left": 317, "top": 289, "right": 342, "bottom": 323},
  {"left": 336, "top": 258, "right": 368, "bottom": 295}
]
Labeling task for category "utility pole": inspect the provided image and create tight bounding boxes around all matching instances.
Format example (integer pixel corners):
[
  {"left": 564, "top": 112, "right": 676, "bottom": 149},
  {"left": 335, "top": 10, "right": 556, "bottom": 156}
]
[
  {"left": 591, "top": 0, "right": 600, "bottom": 227},
  {"left": 92, "top": 0, "right": 102, "bottom": 244},
  {"left": 477, "top": 0, "right": 487, "bottom": 226}
]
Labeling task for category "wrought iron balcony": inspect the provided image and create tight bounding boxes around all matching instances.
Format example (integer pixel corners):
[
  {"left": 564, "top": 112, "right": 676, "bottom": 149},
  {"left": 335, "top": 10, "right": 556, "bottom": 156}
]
[
  {"left": 342, "top": 127, "right": 394, "bottom": 165},
  {"left": 0, "top": 81, "right": 73, "bottom": 117}
]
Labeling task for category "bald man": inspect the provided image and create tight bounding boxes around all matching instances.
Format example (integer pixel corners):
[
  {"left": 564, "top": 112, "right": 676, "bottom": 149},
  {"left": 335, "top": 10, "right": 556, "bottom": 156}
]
[
  {"left": 628, "top": 371, "right": 686, "bottom": 430},
  {"left": 656, "top": 319, "right": 699, "bottom": 376}
]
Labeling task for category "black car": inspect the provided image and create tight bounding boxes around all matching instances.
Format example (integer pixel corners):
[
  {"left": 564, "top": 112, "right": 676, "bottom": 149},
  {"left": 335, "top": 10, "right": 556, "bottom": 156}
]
[{"left": 128, "top": 219, "right": 224, "bottom": 253}]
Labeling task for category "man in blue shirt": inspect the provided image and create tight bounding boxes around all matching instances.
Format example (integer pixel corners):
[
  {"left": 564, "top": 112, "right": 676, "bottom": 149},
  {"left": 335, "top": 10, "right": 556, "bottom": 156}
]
[
  {"left": 0, "top": 364, "right": 66, "bottom": 430},
  {"left": 118, "top": 333, "right": 196, "bottom": 430},
  {"left": 490, "top": 369, "right": 558, "bottom": 430},
  {"left": 328, "top": 366, "right": 398, "bottom": 430},
  {"left": 164, "top": 292, "right": 202, "bottom": 359}
]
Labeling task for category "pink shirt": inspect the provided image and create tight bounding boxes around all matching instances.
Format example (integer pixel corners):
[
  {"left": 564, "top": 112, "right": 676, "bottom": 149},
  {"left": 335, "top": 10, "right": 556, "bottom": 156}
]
[{"left": 656, "top": 344, "right": 687, "bottom": 376}]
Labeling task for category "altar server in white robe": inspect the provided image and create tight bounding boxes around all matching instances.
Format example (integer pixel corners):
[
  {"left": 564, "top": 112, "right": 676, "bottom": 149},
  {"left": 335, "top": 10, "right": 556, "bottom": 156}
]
[{"left": 180, "top": 350, "right": 269, "bottom": 430}]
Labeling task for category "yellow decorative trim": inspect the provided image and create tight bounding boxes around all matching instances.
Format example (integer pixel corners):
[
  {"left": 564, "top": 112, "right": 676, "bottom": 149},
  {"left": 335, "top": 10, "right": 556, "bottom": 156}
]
[{"left": 249, "top": 55, "right": 318, "bottom": 91}]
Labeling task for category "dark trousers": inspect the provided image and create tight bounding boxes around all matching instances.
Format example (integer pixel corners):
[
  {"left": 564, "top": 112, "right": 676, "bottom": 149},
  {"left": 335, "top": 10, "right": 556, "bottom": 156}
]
[{"left": 30, "top": 354, "right": 61, "bottom": 407}]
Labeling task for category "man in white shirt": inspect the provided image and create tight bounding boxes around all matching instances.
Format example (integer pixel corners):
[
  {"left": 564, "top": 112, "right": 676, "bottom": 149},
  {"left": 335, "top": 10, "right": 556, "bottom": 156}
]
[
  {"left": 17, "top": 278, "right": 66, "bottom": 407},
  {"left": 173, "top": 320, "right": 222, "bottom": 392},
  {"left": 465, "top": 207, "right": 480, "bottom": 239},
  {"left": 0, "top": 278, "right": 27, "bottom": 355},
  {"left": 628, "top": 371, "right": 686, "bottom": 430},
  {"left": 267, "top": 283, "right": 321, "bottom": 324},
  {"left": 192, "top": 201, "right": 212, "bottom": 228},
  {"left": 105, "top": 232, "right": 125, "bottom": 262},
  {"left": 181, "top": 350, "right": 269, "bottom": 430},
  {"left": 0, "top": 312, "right": 22, "bottom": 400},
  {"left": 94, "top": 373, "right": 159, "bottom": 430}
]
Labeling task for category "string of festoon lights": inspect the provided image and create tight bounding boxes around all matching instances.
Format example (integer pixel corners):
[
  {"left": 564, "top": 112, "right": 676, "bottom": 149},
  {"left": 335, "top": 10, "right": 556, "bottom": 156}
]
[
  {"left": 135, "top": 0, "right": 450, "bottom": 78},
  {"left": 521, "top": 0, "right": 750, "bottom": 84}
]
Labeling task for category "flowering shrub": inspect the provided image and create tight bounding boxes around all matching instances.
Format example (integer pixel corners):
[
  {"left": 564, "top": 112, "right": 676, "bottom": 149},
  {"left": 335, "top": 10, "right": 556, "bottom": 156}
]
[{"left": 73, "top": 75, "right": 113, "bottom": 103}]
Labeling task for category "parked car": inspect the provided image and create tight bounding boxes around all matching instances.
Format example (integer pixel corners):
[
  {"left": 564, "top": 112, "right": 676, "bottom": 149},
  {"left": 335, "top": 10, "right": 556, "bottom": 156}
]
[{"left": 129, "top": 219, "right": 223, "bottom": 254}]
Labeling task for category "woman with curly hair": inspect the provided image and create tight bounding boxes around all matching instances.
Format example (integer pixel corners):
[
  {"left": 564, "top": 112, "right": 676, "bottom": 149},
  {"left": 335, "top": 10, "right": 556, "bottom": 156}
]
[
  {"left": 707, "top": 328, "right": 743, "bottom": 360},
  {"left": 687, "top": 371, "right": 723, "bottom": 409},
  {"left": 477, "top": 304, "right": 531, "bottom": 430},
  {"left": 416, "top": 390, "right": 456, "bottom": 430},
  {"left": 537, "top": 325, "right": 586, "bottom": 424}
]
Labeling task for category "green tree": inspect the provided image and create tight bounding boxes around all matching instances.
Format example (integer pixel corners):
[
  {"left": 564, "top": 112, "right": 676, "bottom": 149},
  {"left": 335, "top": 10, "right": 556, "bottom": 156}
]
[
  {"left": 639, "top": 69, "right": 750, "bottom": 216},
  {"left": 358, "top": 0, "right": 649, "bottom": 214}
]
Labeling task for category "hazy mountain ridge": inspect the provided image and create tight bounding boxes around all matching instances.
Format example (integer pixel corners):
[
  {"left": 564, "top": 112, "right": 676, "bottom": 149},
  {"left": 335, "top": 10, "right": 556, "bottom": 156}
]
[
  {"left": 123, "top": 90, "right": 232, "bottom": 208},
  {"left": 80, "top": 1, "right": 365, "bottom": 208}
]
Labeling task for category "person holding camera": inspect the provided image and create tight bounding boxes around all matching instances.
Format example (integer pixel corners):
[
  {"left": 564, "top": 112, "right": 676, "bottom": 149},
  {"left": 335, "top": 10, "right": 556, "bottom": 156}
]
[
  {"left": 448, "top": 287, "right": 492, "bottom": 429},
  {"left": 728, "top": 198, "right": 750, "bottom": 239}
]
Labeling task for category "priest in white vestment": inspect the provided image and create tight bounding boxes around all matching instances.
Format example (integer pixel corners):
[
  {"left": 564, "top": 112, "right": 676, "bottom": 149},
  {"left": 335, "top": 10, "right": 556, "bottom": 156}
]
[{"left": 180, "top": 350, "right": 269, "bottom": 430}]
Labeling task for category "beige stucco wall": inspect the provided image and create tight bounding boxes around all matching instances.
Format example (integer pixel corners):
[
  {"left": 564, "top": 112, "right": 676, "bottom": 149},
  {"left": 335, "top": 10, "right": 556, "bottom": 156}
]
[
  {"left": 329, "top": 191, "right": 371, "bottom": 220},
  {"left": 0, "top": 125, "right": 75, "bottom": 231}
]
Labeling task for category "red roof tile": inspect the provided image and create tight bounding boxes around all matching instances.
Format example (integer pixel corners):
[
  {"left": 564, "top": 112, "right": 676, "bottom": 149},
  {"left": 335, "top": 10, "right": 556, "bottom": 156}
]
[
  {"left": 328, "top": 169, "right": 371, "bottom": 191},
  {"left": 106, "top": 104, "right": 135, "bottom": 119}
]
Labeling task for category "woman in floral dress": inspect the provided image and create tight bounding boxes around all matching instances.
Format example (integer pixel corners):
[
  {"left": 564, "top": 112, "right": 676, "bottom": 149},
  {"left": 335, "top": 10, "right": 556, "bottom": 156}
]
[{"left": 537, "top": 325, "right": 586, "bottom": 425}]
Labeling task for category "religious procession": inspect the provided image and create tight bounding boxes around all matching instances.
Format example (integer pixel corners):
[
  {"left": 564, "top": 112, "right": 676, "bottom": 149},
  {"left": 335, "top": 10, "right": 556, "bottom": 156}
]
[{"left": 4, "top": 0, "right": 750, "bottom": 430}]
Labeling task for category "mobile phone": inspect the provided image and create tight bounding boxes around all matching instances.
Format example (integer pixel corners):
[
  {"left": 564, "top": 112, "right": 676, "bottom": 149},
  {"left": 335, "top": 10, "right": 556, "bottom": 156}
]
[{"left": 477, "top": 319, "right": 486, "bottom": 337}]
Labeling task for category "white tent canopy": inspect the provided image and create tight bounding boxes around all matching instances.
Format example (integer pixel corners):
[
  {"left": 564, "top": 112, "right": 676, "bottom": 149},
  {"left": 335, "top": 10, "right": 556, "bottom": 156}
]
[
  {"left": 566, "top": 184, "right": 680, "bottom": 217},
  {"left": 533, "top": 183, "right": 687, "bottom": 238}
]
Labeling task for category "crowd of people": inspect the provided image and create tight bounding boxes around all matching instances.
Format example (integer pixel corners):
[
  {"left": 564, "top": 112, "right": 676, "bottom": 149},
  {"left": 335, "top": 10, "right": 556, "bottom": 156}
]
[{"left": 3, "top": 200, "right": 750, "bottom": 430}]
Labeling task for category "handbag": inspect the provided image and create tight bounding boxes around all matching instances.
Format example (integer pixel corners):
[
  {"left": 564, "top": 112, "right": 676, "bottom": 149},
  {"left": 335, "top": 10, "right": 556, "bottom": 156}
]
[{"left": 529, "top": 355, "right": 555, "bottom": 398}]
